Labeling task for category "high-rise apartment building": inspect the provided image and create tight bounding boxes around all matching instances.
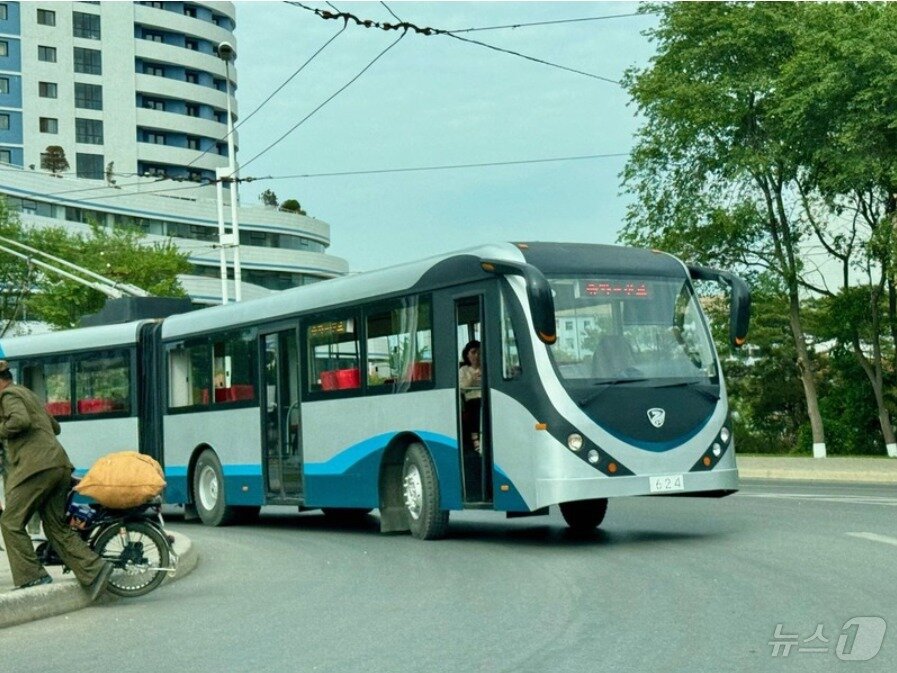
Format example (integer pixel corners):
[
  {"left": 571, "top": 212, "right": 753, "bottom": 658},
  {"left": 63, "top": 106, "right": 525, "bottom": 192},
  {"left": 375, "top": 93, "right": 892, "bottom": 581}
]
[{"left": 0, "top": 1, "right": 348, "bottom": 305}]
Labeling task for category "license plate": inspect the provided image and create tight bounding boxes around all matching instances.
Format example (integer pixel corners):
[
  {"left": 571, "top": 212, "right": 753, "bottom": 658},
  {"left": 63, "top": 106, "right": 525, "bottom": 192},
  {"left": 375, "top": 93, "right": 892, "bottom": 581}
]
[{"left": 649, "top": 474, "right": 685, "bottom": 493}]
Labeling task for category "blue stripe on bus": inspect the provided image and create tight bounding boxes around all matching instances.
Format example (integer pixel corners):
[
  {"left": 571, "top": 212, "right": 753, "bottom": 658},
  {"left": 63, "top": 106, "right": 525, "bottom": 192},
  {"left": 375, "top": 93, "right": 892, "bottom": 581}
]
[
  {"left": 492, "top": 465, "right": 529, "bottom": 512},
  {"left": 304, "top": 431, "right": 464, "bottom": 511},
  {"left": 164, "top": 464, "right": 263, "bottom": 506}
]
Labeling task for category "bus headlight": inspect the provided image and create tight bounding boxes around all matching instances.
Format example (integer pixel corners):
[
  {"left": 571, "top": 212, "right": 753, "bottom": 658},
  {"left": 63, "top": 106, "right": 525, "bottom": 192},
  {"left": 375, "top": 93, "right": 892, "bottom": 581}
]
[
  {"left": 720, "top": 427, "right": 730, "bottom": 444},
  {"left": 712, "top": 443, "right": 722, "bottom": 457},
  {"left": 567, "top": 433, "right": 584, "bottom": 452},
  {"left": 587, "top": 449, "right": 600, "bottom": 464}
]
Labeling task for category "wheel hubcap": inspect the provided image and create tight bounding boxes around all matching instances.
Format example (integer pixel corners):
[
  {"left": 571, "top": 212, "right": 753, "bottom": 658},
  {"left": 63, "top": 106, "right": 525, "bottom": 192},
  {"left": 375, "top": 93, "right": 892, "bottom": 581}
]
[
  {"left": 198, "top": 466, "right": 219, "bottom": 512},
  {"left": 403, "top": 464, "right": 423, "bottom": 520}
]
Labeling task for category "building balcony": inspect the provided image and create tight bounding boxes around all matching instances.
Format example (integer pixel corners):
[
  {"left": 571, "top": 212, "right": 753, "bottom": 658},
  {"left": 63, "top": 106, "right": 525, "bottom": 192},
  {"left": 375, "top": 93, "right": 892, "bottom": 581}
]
[
  {"left": 134, "top": 74, "right": 234, "bottom": 112},
  {"left": 133, "top": 5, "right": 237, "bottom": 53}
]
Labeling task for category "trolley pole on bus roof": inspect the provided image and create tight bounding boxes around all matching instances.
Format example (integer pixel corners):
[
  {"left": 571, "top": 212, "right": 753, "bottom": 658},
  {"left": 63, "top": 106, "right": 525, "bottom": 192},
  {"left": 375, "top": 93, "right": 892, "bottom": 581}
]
[{"left": 215, "top": 41, "right": 242, "bottom": 304}]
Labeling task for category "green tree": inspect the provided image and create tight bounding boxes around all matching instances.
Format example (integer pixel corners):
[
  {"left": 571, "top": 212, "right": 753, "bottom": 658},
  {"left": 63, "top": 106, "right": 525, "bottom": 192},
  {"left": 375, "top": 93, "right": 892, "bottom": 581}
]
[
  {"left": 259, "top": 189, "right": 278, "bottom": 207},
  {"left": 620, "top": 2, "right": 829, "bottom": 453},
  {"left": 773, "top": 4, "right": 897, "bottom": 454},
  {"left": 280, "top": 199, "right": 306, "bottom": 216},
  {"left": 0, "top": 204, "right": 191, "bottom": 331},
  {"left": 40, "top": 146, "right": 69, "bottom": 175}
]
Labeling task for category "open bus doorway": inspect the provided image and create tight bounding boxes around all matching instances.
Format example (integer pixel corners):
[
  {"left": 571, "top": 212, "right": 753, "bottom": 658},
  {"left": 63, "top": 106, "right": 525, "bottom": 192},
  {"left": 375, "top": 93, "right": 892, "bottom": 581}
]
[
  {"left": 455, "top": 296, "right": 493, "bottom": 504},
  {"left": 261, "top": 329, "right": 303, "bottom": 502}
]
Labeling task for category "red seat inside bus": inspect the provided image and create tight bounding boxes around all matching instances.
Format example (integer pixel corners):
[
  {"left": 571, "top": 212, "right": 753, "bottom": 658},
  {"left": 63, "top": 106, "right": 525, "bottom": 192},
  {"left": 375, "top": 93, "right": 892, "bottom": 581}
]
[
  {"left": 214, "top": 384, "right": 256, "bottom": 402},
  {"left": 321, "top": 368, "right": 360, "bottom": 391},
  {"left": 45, "top": 400, "right": 72, "bottom": 416},
  {"left": 77, "top": 398, "right": 116, "bottom": 414},
  {"left": 410, "top": 361, "right": 432, "bottom": 381}
]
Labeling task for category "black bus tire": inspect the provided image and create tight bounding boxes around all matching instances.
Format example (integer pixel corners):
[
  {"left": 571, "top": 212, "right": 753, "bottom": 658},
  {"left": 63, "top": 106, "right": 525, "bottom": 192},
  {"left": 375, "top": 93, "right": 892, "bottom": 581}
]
[
  {"left": 559, "top": 498, "right": 609, "bottom": 532},
  {"left": 193, "top": 450, "right": 236, "bottom": 526},
  {"left": 94, "top": 520, "right": 171, "bottom": 598},
  {"left": 402, "top": 443, "right": 449, "bottom": 540}
]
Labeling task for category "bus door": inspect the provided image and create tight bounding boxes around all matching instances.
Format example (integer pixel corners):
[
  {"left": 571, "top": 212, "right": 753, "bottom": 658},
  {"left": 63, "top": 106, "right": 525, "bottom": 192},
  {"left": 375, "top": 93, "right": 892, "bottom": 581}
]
[
  {"left": 455, "top": 295, "right": 493, "bottom": 504},
  {"left": 260, "top": 329, "right": 303, "bottom": 501}
]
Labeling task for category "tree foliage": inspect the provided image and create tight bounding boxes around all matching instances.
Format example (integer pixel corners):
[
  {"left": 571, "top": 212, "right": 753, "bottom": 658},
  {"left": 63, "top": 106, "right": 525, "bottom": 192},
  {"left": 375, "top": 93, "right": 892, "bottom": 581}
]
[
  {"left": 0, "top": 205, "right": 191, "bottom": 331},
  {"left": 620, "top": 2, "right": 897, "bottom": 454}
]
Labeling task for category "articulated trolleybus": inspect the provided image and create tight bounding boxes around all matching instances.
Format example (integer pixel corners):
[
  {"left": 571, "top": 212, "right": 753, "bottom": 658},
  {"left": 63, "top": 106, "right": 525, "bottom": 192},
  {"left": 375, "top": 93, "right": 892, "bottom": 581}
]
[{"left": 0, "top": 243, "right": 749, "bottom": 539}]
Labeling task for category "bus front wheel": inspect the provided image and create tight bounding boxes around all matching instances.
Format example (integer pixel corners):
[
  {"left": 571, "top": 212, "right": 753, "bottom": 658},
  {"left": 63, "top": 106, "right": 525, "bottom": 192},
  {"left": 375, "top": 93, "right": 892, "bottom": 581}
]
[
  {"left": 559, "top": 498, "right": 608, "bottom": 532},
  {"left": 193, "top": 450, "right": 237, "bottom": 526},
  {"left": 402, "top": 443, "right": 449, "bottom": 540}
]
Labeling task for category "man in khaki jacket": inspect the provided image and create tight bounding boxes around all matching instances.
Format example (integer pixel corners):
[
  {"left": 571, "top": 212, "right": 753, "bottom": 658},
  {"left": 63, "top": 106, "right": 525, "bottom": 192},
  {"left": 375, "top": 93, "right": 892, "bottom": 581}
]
[{"left": 0, "top": 361, "right": 112, "bottom": 598}]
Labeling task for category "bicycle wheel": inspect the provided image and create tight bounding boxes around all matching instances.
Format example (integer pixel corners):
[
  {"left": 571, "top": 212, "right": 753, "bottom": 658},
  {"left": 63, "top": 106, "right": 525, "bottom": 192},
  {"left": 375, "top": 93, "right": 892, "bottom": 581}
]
[{"left": 93, "top": 521, "right": 172, "bottom": 597}]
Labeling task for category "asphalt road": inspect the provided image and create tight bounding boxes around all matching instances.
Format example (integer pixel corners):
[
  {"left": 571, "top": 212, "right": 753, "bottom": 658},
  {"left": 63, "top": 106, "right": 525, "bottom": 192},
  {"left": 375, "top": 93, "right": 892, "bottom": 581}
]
[{"left": 3, "top": 481, "right": 895, "bottom": 673}]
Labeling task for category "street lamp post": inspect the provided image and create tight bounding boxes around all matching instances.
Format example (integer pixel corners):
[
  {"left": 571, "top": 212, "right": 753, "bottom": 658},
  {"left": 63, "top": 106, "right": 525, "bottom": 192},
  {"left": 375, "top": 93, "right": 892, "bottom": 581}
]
[{"left": 217, "top": 41, "right": 242, "bottom": 302}]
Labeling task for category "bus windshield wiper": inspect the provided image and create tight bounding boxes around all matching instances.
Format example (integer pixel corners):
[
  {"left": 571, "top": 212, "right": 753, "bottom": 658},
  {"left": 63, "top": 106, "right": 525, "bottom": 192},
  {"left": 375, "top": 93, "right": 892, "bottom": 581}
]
[
  {"left": 650, "top": 379, "right": 721, "bottom": 400},
  {"left": 578, "top": 378, "right": 650, "bottom": 406}
]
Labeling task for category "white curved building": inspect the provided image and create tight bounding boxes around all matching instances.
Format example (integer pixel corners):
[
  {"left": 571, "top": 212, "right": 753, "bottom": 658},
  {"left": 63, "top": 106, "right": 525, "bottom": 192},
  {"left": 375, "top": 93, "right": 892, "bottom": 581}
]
[{"left": 0, "top": 1, "right": 348, "bottom": 304}]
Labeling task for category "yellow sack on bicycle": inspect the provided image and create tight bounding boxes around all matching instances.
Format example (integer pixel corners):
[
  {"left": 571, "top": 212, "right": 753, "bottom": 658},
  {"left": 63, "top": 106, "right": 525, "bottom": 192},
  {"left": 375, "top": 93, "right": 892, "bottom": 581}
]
[{"left": 75, "top": 451, "right": 166, "bottom": 509}]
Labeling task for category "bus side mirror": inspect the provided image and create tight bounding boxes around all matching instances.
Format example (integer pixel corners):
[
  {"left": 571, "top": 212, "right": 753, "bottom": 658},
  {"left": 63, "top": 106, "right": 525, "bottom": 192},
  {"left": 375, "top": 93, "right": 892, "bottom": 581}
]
[
  {"left": 480, "top": 259, "right": 557, "bottom": 345},
  {"left": 688, "top": 265, "right": 751, "bottom": 349}
]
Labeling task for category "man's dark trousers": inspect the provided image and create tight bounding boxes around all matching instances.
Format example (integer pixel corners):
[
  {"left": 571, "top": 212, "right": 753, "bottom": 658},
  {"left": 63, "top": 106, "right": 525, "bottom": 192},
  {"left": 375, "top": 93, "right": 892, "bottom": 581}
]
[{"left": 0, "top": 466, "right": 104, "bottom": 587}]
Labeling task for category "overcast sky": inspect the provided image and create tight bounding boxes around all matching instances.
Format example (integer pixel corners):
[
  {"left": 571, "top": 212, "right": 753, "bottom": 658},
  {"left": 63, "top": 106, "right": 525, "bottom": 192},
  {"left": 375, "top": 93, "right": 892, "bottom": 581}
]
[{"left": 233, "top": 1, "right": 657, "bottom": 272}]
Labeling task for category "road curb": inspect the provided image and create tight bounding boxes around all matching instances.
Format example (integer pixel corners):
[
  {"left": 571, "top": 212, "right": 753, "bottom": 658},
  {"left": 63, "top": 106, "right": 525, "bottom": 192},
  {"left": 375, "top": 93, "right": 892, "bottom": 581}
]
[
  {"left": 0, "top": 531, "right": 197, "bottom": 630},
  {"left": 739, "top": 469, "right": 897, "bottom": 484}
]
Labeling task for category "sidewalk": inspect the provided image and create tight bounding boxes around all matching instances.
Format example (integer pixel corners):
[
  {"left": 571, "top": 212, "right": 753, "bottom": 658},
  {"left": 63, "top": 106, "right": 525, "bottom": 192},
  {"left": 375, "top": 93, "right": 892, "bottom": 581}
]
[
  {"left": 737, "top": 455, "right": 897, "bottom": 483},
  {"left": 0, "top": 531, "right": 197, "bottom": 629}
]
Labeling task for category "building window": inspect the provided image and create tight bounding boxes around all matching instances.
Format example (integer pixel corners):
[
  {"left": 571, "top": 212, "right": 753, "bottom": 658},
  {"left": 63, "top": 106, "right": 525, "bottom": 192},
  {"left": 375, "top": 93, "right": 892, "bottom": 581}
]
[
  {"left": 74, "top": 82, "right": 103, "bottom": 110},
  {"left": 0, "top": 5, "right": 7, "bottom": 21},
  {"left": 0, "top": 114, "right": 9, "bottom": 130},
  {"left": 39, "top": 117, "right": 58, "bottom": 134},
  {"left": 0, "top": 41, "right": 7, "bottom": 58},
  {"left": 0, "top": 149, "right": 10, "bottom": 164},
  {"left": 186, "top": 104, "right": 199, "bottom": 117},
  {"left": 146, "top": 1, "right": 164, "bottom": 9},
  {"left": 76, "top": 118, "right": 103, "bottom": 144},
  {"left": 144, "top": 31, "right": 164, "bottom": 43},
  {"left": 39, "top": 81, "right": 57, "bottom": 98},
  {"left": 185, "top": 71, "right": 199, "bottom": 84},
  {"left": 37, "top": 8, "right": 56, "bottom": 26},
  {"left": 184, "top": 5, "right": 197, "bottom": 18},
  {"left": 74, "top": 47, "right": 102, "bottom": 75},
  {"left": 186, "top": 136, "right": 200, "bottom": 150},
  {"left": 185, "top": 39, "right": 198, "bottom": 51},
  {"left": 38, "top": 45, "right": 56, "bottom": 62},
  {"left": 143, "top": 62, "right": 164, "bottom": 77},
  {"left": 145, "top": 132, "right": 166, "bottom": 145},
  {"left": 76, "top": 152, "right": 104, "bottom": 179},
  {"left": 143, "top": 97, "right": 165, "bottom": 111},
  {"left": 0, "top": 77, "right": 7, "bottom": 94},
  {"left": 72, "top": 12, "right": 101, "bottom": 39}
]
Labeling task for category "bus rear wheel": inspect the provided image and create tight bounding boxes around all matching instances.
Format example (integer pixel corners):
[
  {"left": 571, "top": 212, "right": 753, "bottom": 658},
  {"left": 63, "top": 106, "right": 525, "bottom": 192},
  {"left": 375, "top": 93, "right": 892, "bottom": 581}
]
[
  {"left": 559, "top": 498, "right": 608, "bottom": 532},
  {"left": 402, "top": 443, "right": 449, "bottom": 540},
  {"left": 193, "top": 450, "right": 237, "bottom": 526}
]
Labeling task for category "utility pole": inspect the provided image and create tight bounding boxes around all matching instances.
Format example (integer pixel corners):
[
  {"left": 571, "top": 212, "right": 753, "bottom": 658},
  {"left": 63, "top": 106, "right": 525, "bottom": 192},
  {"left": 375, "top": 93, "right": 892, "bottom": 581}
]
[{"left": 216, "top": 41, "right": 242, "bottom": 303}]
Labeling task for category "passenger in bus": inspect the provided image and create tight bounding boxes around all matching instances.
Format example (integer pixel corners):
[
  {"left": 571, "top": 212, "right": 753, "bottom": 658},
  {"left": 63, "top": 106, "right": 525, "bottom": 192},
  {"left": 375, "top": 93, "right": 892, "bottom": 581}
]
[
  {"left": 459, "top": 340, "right": 482, "bottom": 452},
  {"left": 0, "top": 360, "right": 113, "bottom": 599}
]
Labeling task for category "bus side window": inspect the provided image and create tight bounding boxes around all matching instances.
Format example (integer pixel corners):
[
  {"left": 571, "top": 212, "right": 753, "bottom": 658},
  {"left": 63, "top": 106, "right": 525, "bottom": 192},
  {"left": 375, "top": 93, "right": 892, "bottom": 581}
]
[
  {"left": 168, "top": 344, "right": 210, "bottom": 407},
  {"left": 307, "top": 316, "right": 360, "bottom": 392},
  {"left": 501, "top": 292, "right": 521, "bottom": 380}
]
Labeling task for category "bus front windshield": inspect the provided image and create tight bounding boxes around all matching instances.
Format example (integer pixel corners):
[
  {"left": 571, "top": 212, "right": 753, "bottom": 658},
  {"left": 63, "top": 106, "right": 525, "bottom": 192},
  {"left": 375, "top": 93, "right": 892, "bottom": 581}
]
[{"left": 546, "top": 276, "right": 719, "bottom": 386}]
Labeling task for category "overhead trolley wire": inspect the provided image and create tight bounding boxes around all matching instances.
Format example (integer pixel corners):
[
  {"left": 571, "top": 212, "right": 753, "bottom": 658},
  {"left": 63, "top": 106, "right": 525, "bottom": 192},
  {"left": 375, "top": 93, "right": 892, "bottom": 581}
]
[
  {"left": 247, "top": 152, "right": 630, "bottom": 181},
  {"left": 239, "top": 30, "right": 407, "bottom": 172},
  {"left": 285, "top": 1, "right": 620, "bottom": 84},
  {"left": 447, "top": 13, "right": 645, "bottom": 33},
  {"left": 184, "top": 21, "right": 350, "bottom": 169}
]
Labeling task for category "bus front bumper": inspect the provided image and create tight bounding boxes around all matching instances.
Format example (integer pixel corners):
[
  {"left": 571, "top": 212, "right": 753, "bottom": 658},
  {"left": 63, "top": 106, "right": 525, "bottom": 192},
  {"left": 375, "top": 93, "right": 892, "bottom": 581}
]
[{"left": 534, "top": 467, "right": 739, "bottom": 509}]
